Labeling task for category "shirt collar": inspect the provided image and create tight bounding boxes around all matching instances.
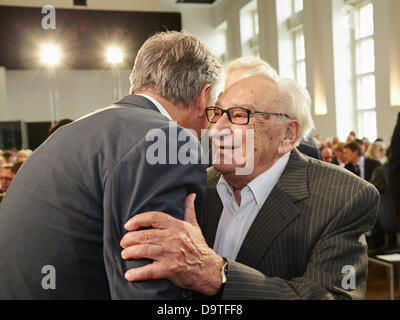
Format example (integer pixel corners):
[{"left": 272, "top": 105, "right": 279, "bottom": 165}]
[
  {"left": 357, "top": 156, "right": 365, "bottom": 167},
  {"left": 247, "top": 152, "right": 290, "bottom": 207},
  {"left": 216, "top": 152, "right": 291, "bottom": 208},
  {"left": 136, "top": 94, "right": 173, "bottom": 121}
]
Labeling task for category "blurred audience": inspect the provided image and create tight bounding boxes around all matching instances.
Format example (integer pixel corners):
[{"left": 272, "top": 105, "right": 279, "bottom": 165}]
[
  {"left": 332, "top": 143, "right": 346, "bottom": 167},
  {"left": 343, "top": 141, "right": 381, "bottom": 182},
  {"left": 365, "top": 141, "right": 387, "bottom": 164},
  {"left": 0, "top": 164, "right": 15, "bottom": 193},
  {"left": 320, "top": 145, "right": 333, "bottom": 163},
  {"left": 2, "top": 151, "right": 13, "bottom": 164}
]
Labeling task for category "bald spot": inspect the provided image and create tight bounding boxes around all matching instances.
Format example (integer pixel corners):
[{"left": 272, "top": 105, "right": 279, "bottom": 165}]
[{"left": 218, "top": 76, "right": 279, "bottom": 113}]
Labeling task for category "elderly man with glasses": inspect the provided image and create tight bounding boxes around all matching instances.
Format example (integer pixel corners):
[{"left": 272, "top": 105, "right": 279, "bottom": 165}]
[{"left": 120, "top": 63, "right": 379, "bottom": 300}]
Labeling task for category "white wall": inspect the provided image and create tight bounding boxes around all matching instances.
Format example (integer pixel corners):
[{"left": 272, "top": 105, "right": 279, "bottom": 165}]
[
  {"left": 5, "top": 69, "right": 131, "bottom": 122},
  {"left": 0, "top": 67, "right": 8, "bottom": 120}
]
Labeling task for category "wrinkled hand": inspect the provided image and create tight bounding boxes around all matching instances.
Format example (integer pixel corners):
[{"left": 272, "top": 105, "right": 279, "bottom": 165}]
[{"left": 120, "top": 193, "right": 225, "bottom": 296}]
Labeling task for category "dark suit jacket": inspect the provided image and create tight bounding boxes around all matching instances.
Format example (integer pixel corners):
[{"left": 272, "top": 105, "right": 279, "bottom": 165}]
[
  {"left": 389, "top": 112, "right": 400, "bottom": 217},
  {"left": 201, "top": 149, "right": 379, "bottom": 299},
  {"left": 0, "top": 95, "right": 207, "bottom": 299},
  {"left": 297, "top": 142, "right": 322, "bottom": 160},
  {"left": 345, "top": 158, "right": 381, "bottom": 182}
]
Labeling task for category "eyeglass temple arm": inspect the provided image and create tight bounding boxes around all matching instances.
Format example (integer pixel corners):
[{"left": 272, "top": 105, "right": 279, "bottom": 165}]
[{"left": 251, "top": 111, "right": 290, "bottom": 118}]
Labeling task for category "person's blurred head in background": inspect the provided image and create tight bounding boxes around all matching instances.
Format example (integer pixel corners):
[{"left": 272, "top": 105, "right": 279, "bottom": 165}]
[
  {"left": 0, "top": 155, "right": 4, "bottom": 171},
  {"left": 320, "top": 145, "right": 333, "bottom": 163},
  {"left": 2, "top": 151, "right": 13, "bottom": 164},
  {"left": 333, "top": 142, "right": 346, "bottom": 163},
  {"left": 361, "top": 137, "right": 370, "bottom": 154},
  {"left": 365, "top": 141, "right": 387, "bottom": 164},
  {"left": 0, "top": 164, "right": 15, "bottom": 193},
  {"left": 17, "top": 150, "right": 29, "bottom": 162},
  {"left": 343, "top": 141, "right": 363, "bottom": 164},
  {"left": 325, "top": 138, "right": 333, "bottom": 150},
  {"left": 49, "top": 118, "right": 74, "bottom": 136},
  {"left": 11, "top": 161, "right": 24, "bottom": 176}
]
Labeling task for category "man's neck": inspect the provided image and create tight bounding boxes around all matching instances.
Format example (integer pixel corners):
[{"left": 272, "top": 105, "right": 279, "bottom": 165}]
[{"left": 133, "top": 90, "right": 187, "bottom": 125}]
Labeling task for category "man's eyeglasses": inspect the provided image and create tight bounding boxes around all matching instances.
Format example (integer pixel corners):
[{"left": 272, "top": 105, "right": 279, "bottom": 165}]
[{"left": 206, "top": 106, "right": 290, "bottom": 125}]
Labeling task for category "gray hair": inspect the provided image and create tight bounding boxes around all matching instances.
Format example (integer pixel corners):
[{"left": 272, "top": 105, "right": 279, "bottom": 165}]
[
  {"left": 130, "top": 31, "right": 223, "bottom": 106},
  {"left": 226, "top": 56, "right": 314, "bottom": 145}
]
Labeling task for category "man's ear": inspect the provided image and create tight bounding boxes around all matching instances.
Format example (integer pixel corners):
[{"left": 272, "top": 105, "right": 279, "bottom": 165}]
[
  {"left": 278, "top": 120, "right": 300, "bottom": 155},
  {"left": 192, "top": 84, "right": 211, "bottom": 117}
]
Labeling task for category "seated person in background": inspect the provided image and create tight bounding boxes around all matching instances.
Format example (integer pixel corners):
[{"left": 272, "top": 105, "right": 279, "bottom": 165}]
[
  {"left": 320, "top": 145, "right": 333, "bottom": 163},
  {"left": 365, "top": 141, "right": 387, "bottom": 164},
  {"left": 11, "top": 161, "right": 24, "bottom": 176},
  {"left": 0, "top": 164, "right": 15, "bottom": 193},
  {"left": 370, "top": 148, "right": 398, "bottom": 249},
  {"left": 389, "top": 112, "right": 400, "bottom": 218},
  {"left": 17, "top": 150, "right": 29, "bottom": 162},
  {"left": 120, "top": 73, "right": 379, "bottom": 300},
  {"left": 2, "top": 151, "right": 13, "bottom": 165},
  {"left": 331, "top": 142, "right": 346, "bottom": 167},
  {"left": 0, "top": 155, "right": 4, "bottom": 171},
  {"left": 344, "top": 141, "right": 381, "bottom": 182},
  {"left": 48, "top": 118, "right": 74, "bottom": 136}
]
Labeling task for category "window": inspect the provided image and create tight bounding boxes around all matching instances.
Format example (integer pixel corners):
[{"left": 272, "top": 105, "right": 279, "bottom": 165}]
[
  {"left": 293, "top": 29, "right": 307, "bottom": 88},
  {"left": 352, "top": 2, "right": 377, "bottom": 140},
  {"left": 240, "top": 1, "right": 259, "bottom": 57},
  {"left": 293, "top": 0, "right": 303, "bottom": 13},
  {"left": 216, "top": 22, "right": 228, "bottom": 64}
]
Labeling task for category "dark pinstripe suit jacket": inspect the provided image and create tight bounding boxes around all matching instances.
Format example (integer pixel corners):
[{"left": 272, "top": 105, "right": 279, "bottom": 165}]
[{"left": 201, "top": 148, "right": 379, "bottom": 300}]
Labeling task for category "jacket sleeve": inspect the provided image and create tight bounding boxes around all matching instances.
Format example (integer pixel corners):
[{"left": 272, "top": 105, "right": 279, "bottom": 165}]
[
  {"left": 221, "top": 184, "right": 379, "bottom": 300},
  {"left": 389, "top": 112, "right": 400, "bottom": 215},
  {"left": 102, "top": 126, "right": 207, "bottom": 299}
]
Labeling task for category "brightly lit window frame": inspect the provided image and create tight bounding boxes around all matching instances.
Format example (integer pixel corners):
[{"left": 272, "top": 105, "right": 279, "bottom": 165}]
[
  {"left": 293, "top": 28, "right": 307, "bottom": 88},
  {"left": 240, "top": 1, "right": 260, "bottom": 57},
  {"left": 351, "top": 1, "right": 377, "bottom": 140},
  {"left": 293, "top": 0, "right": 303, "bottom": 14}
]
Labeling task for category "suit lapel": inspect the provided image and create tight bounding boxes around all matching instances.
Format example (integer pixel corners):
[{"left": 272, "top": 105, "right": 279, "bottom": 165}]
[
  {"left": 202, "top": 168, "right": 223, "bottom": 248},
  {"left": 236, "top": 149, "right": 310, "bottom": 268}
]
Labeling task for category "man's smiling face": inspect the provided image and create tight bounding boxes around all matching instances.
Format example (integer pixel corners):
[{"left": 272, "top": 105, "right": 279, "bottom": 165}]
[{"left": 210, "top": 76, "right": 288, "bottom": 177}]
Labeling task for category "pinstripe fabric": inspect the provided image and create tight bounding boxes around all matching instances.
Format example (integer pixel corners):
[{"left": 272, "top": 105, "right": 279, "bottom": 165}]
[{"left": 201, "top": 148, "right": 379, "bottom": 300}]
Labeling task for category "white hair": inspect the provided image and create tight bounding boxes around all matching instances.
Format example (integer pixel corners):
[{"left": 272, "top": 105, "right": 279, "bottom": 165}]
[
  {"left": 130, "top": 31, "right": 223, "bottom": 106},
  {"left": 274, "top": 77, "right": 315, "bottom": 145},
  {"left": 226, "top": 56, "right": 278, "bottom": 80},
  {"left": 226, "top": 56, "right": 315, "bottom": 145}
]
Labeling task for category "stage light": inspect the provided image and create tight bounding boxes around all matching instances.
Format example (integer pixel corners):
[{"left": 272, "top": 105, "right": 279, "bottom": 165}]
[
  {"left": 40, "top": 44, "right": 61, "bottom": 66},
  {"left": 106, "top": 47, "right": 123, "bottom": 64}
]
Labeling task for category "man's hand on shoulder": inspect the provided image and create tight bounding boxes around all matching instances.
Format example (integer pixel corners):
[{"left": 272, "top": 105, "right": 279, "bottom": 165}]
[{"left": 120, "top": 194, "right": 225, "bottom": 296}]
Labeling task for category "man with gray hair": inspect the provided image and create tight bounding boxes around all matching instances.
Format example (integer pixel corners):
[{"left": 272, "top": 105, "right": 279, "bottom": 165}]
[
  {"left": 0, "top": 31, "right": 222, "bottom": 299},
  {"left": 120, "top": 68, "right": 379, "bottom": 299}
]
